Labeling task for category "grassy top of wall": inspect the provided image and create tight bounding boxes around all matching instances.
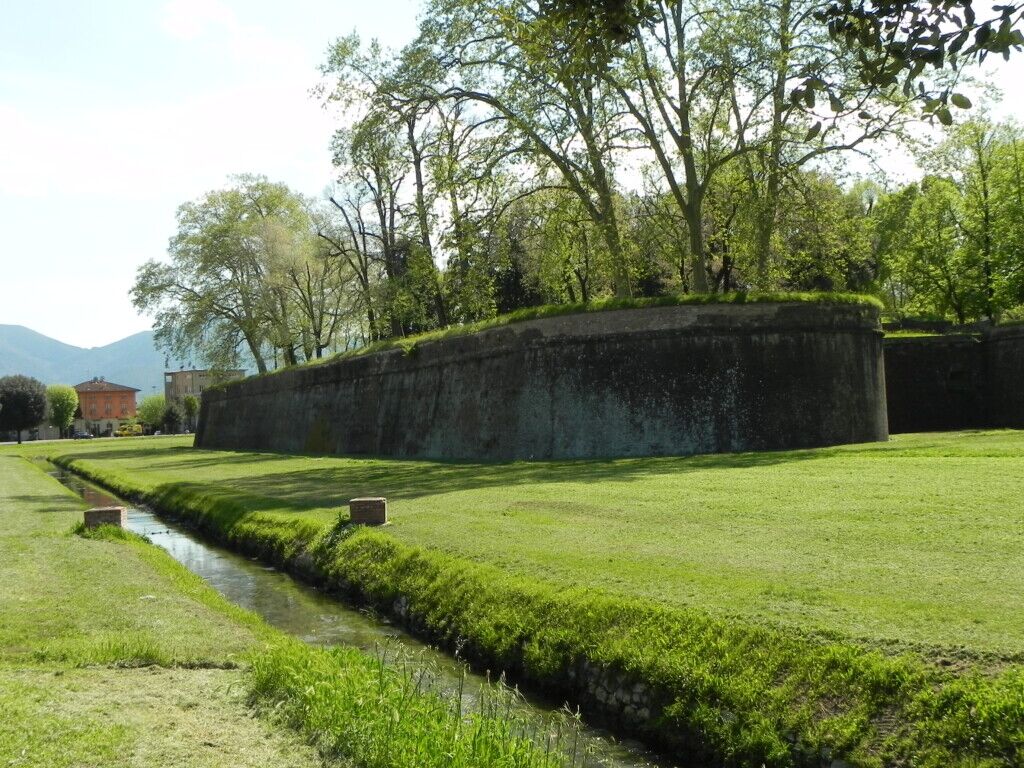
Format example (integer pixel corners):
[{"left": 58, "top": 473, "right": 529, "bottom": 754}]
[
  {"left": 211, "top": 291, "right": 883, "bottom": 392},
  {"left": 882, "top": 330, "right": 946, "bottom": 338}
]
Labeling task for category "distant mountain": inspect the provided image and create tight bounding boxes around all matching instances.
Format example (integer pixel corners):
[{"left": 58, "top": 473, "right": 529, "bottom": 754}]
[{"left": 0, "top": 325, "right": 198, "bottom": 399}]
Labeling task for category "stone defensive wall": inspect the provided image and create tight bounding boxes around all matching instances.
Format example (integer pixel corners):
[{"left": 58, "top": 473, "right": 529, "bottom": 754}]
[
  {"left": 883, "top": 324, "right": 1024, "bottom": 433},
  {"left": 196, "top": 301, "right": 888, "bottom": 460},
  {"left": 987, "top": 324, "right": 1024, "bottom": 428}
]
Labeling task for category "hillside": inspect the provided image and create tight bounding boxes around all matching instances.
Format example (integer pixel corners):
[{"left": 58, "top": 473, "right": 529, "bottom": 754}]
[{"left": 0, "top": 325, "right": 191, "bottom": 397}]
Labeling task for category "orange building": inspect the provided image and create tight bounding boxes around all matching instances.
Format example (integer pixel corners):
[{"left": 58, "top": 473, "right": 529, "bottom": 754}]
[{"left": 73, "top": 377, "right": 140, "bottom": 436}]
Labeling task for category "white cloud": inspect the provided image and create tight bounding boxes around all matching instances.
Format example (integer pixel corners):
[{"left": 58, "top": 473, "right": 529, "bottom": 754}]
[
  {"left": 0, "top": 1, "right": 348, "bottom": 347},
  {"left": 159, "top": 0, "right": 238, "bottom": 41},
  {"left": 0, "top": 83, "right": 337, "bottom": 202},
  {"left": 0, "top": 1, "right": 340, "bottom": 204}
]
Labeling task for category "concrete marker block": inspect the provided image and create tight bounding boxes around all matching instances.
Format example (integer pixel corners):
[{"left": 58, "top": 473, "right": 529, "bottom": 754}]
[
  {"left": 84, "top": 506, "right": 127, "bottom": 529},
  {"left": 349, "top": 497, "right": 387, "bottom": 525}
]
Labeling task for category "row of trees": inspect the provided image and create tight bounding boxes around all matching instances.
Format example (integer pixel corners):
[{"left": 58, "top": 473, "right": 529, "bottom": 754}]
[
  {"left": 137, "top": 394, "right": 200, "bottom": 435},
  {"left": 0, "top": 377, "right": 76, "bottom": 443},
  {"left": 0, "top": 377, "right": 198, "bottom": 443},
  {"left": 879, "top": 121, "right": 1024, "bottom": 322},
  {"left": 132, "top": 0, "right": 1024, "bottom": 369}
]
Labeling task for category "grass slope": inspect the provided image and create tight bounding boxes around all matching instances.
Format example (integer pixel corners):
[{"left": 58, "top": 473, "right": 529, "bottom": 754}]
[
  {"left": 0, "top": 453, "right": 576, "bottom": 768},
  {"left": 0, "top": 454, "right": 314, "bottom": 768},
  {"left": 7, "top": 432, "right": 1023, "bottom": 766},
  {"left": 16, "top": 432, "right": 1024, "bottom": 654}
]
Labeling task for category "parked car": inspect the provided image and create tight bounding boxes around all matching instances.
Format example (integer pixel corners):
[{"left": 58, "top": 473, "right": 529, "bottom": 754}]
[{"left": 72, "top": 431, "right": 94, "bottom": 440}]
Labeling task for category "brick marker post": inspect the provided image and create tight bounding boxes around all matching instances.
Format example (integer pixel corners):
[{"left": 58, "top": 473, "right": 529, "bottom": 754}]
[
  {"left": 349, "top": 497, "right": 388, "bottom": 525},
  {"left": 84, "top": 506, "right": 127, "bottom": 529}
]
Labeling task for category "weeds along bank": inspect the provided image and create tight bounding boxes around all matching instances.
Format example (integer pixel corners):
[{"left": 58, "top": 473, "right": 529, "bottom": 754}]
[
  {"left": 0, "top": 456, "right": 585, "bottom": 768},
  {"left": 197, "top": 298, "right": 888, "bottom": 460},
  {"left": 39, "top": 447, "right": 1024, "bottom": 768}
]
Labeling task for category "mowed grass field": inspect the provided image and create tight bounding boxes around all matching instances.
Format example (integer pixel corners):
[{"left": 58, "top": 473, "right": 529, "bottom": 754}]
[
  {"left": 10, "top": 429, "right": 1023, "bottom": 659},
  {"left": 0, "top": 455, "right": 319, "bottom": 768},
  {"left": 0, "top": 452, "right": 576, "bottom": 768}
]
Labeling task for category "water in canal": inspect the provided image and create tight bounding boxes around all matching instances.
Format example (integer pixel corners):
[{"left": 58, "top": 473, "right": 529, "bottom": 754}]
[{"left": 49, "top": 465, "right": 676, "bottom": 768}]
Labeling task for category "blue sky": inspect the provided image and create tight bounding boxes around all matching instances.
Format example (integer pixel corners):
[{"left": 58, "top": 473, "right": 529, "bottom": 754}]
[
  {"left": 0, "top": 0, "right": 419, "bottom": 346},
  {"left": 1, "top": 0, "right": 1022, "bottom": 347}
]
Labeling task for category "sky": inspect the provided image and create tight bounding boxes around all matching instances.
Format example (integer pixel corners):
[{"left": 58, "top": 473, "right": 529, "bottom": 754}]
[
  {"left": 1, "top": 0, "right": 1022, "bottom": 348},
  {"left": 0, "top": 0, "right": 419, "bottom": 347}
]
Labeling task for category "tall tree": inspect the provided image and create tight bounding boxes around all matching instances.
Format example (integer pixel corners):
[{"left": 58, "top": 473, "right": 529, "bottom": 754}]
[
  {"left": 322, "top": 37, "right": 450, "bottom": 333},
  {"left": 137, "top": 395, "right": 167, "bottom": 432},
  {"left": 132, "top": 176, "right": 316, "bottom": 372},
  {"left": 0, "top": 375, "right": 47, "bottom": 444},
  {"left": 46, "top": 384, "right": 78, "bottom": 439},
  {"left": 536, "top": 0, "right": 1024, "bottom": 114},
  {"left": 598, "top": 0, "right": 910, "bottom": 289},
  {"left": 928, "top": 118, "right": 1024, "bottom": 319},
  {"left": 882, "top": 176, "right": 983, "bottom": 323},
  {"left": 422, "top": 0, "right": 635, "bottom": 296}
]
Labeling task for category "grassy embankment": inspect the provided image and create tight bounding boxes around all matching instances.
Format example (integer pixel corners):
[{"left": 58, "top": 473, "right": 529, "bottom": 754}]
[
  {"left": 0, "top": 454, "right": 583, "bottom": 768},
  {"left": 6, "top": 432, "right": 1023, "bottom": 767}
]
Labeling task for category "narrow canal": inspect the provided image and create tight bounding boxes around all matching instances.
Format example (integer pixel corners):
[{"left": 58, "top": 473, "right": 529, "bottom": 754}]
[{"left": 49, "top": 465, "right": 676, "bottom": 768}]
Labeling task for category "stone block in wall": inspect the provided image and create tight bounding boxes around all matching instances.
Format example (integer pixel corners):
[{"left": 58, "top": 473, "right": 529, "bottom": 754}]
[{"left": 84, "top": 506, "right": 127, "bottom": 529}]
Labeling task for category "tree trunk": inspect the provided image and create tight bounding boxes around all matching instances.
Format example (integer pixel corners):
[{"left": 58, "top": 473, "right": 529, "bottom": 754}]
[
  {"left": 683, "top": 193, "right": 710, "bottom": 293},
  {"left": 756, "top": 0, "right": 792, "bottom": 287},
  {"left": 244, "top": 332, "right": 267, "bottom": 374}
]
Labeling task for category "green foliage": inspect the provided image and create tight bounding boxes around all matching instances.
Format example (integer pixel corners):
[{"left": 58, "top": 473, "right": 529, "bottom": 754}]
[
  {"left": 877, "top": 119, "right": 1024, "bottom": 323},
  {"left": 181, "top": 394, "right": 199, "bottom": 422},
  {"left": 136, "top": 394, "right": 166, "bottom": 429},
  {"left": 46, "top": 384, "right": 78, "bottom": 436},
  {"left": 131, "top": 175, "right": 334, "bottom": 374},
  {"left": 249, "top": 639, "right": 577, "bottom": 768},
  {"left": 883, "top": 176, "right": 980, "bottom": 322},
  {"left": 0, "top": 375, "right": 48, "bottom": 441},
  {"left": 818, "top": 0, "right": 1024, "bottom": 112},
  {"left": 161, "top": 400, "right": 185, "bottom": 433}
]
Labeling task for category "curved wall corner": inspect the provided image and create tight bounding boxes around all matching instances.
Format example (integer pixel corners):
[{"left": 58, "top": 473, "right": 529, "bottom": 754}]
[{"left": 196, "top": 302, "right": 887, "bottom": 460}]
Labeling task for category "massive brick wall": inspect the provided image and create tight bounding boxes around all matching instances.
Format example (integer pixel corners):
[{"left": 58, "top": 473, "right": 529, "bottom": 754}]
[
  {"left": 883, "top": 326, "right": 1024, "bottom": 433},
  {"left": 986, "top": 325, "right": 1024, "bottom": 428},
  {"left": 883, "top": 335, "right": 987, "bottom": 433},
  {"left": 196, "top": 302, "right": 888, "bottom": 460}
]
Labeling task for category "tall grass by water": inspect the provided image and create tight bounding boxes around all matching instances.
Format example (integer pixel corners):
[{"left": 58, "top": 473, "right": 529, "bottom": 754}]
[{"left": 248, "top": 638, "right": 584, "bottom": 768}]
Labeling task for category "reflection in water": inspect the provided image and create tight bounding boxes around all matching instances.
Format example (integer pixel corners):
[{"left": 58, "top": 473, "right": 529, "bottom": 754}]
[{"left": 50, "top": 467, "right": 675, "bottom": 768}]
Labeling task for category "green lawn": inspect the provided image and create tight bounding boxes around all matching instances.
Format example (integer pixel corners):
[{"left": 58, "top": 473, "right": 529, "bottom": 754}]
[
  {"left": 0, "top": 454, "right": 319, "bottom": 768},
  {"left": 12, "top": 430, "right": 1023, "bottom": 658},
  {"left": 0, "top": 452, "right": 594, "bottom": 768}
]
